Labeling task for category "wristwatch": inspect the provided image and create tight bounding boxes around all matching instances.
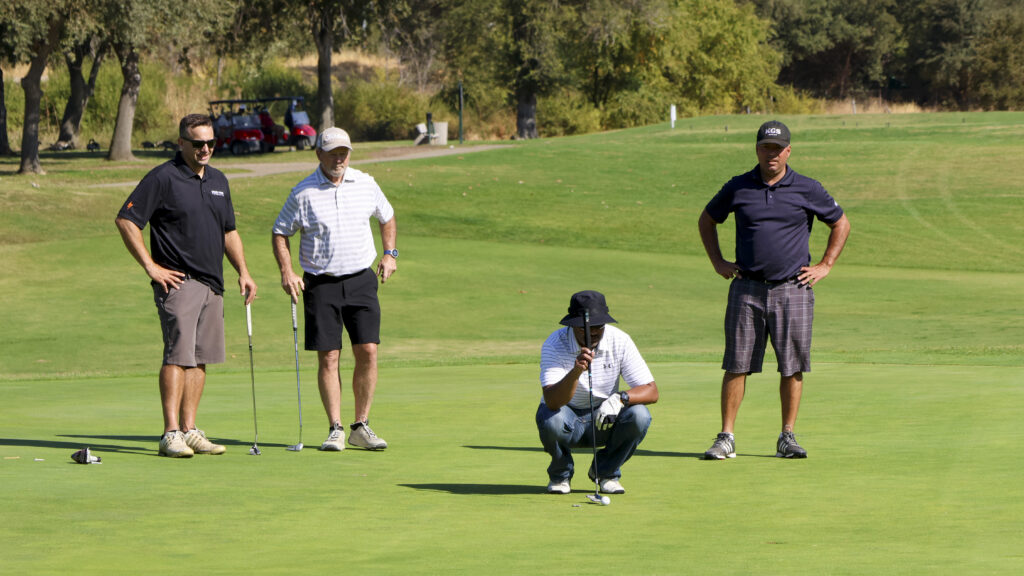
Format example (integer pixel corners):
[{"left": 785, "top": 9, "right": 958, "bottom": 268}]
[
  {"left": 383, "top": 249, "right": 399, "bottom": 259},
  {"left": 619, "top": 390, "right": 630, "bottom": 406}
]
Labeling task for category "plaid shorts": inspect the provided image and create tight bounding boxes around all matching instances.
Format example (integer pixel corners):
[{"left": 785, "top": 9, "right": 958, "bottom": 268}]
[{"left": 722, "top": 277, "right": 814, "bottom": 376}]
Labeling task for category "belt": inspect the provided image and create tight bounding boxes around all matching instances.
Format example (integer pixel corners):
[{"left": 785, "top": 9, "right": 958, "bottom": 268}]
[{"left": 740, "top": 273, "right": 799, "bottom": 286}]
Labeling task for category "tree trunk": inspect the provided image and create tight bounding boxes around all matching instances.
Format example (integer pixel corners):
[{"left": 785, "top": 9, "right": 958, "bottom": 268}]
[
  {"left": 313, "top": 7, "right": 335, "bottom": 131},
  {"left": 0, "top": 67, "right": 12, "bottom": 156},
  {"left": 57, "top": 41, "right": 108, "bottom": 148},
  {"left": 516, "top": 89, "right": 538, "bottom": 139},
  {"left": 18, "top": 16, "right": 65, "bottom": 174},
  {"left": 107, "top": 44, "right": 140, "bottom": 162}
]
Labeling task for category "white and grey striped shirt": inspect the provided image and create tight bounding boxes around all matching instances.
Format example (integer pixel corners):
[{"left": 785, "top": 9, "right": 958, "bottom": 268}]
[
  {"left": 540, "top": 325, "right": 654, "bottom": 410},
  {"left": 272, "top": 166, "right": 394, "bottom": 276}
]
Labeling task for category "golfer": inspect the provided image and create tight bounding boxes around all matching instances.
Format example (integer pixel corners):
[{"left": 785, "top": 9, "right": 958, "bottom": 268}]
[
  {"left": 697, "top": 120, "right": 851, "bottom": 460},
  {"left": 537, "top": 291, "right": 659, "bottom": 494},
  {"left": 115, "top": 113, "right": 258, "bottom": 458},
  {"left": 272, "top": 127, "right": 397, "bottom": 452}
]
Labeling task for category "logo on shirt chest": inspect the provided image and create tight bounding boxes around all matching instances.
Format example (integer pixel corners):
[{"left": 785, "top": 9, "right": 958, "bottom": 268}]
[{"left": 210, "top": 189, "right": 225, "bottom": 197}]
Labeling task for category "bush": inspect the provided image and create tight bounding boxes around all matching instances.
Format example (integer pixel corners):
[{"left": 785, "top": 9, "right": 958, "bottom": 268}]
[
  {"left": 601, "top": 78, "right": 674, "bottom": 130},
  {"left": 765, "top": 85, "right": 826, "bottom": 115},
  {"left": 231, "top": 61, "right": 313, "bottom": 103},
  {"left": 333, "top": 70, "right": 431, "bottom": 141},
  {"left": 536, "top": 89, "right": 601, "bottom": 137}
]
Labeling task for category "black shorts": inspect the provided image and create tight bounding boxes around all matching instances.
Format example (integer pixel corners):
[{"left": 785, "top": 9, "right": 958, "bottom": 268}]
[{"left": 303, "top": 268, "right": 381, "bottom": 351}]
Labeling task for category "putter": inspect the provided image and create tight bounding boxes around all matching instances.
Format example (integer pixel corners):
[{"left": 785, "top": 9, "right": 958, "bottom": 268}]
[
  {"left": 583, "top": 310, "right": 609, "bottom": 506},
  {"left": 245, "top": 298, "right": 261, "bottom": 456},
  {"left": 286, "top": 298, "right": 304, "bottom": 452}
]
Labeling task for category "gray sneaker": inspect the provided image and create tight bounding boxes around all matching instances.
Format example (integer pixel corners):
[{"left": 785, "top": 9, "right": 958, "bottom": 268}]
[
  {"left": 776, "top": 431, "right": 807, "bottom": 458},
  {"left": 348, "top": 421, "right": 387, "bottom": 450},
  {"left": 320, "top": 424, "right": 346, "bottom": 451},
  {"left": 159, "top": 430, "right": 194, "bottom": 458},
  {"left": 704, "top": 433, "right": 736, "bottom": 460}
]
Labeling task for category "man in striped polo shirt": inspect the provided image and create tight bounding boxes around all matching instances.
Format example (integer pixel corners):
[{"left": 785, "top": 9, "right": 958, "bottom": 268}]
[
  {"left": 272, "top": 127, "right": 397, "bottom": 452},
  {"left": 537, "top": 291, "right": 659, "bottom": 495}
]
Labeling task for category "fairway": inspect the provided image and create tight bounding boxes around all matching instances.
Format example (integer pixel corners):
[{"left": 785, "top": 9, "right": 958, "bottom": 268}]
[{"left": 2, "top": 113, "right": 1023, "bottom": 575}]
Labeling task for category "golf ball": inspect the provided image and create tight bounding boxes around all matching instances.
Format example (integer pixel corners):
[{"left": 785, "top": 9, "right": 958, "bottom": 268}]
[{"left": 601, "top": 496, "right": 610, "bottom": 505}]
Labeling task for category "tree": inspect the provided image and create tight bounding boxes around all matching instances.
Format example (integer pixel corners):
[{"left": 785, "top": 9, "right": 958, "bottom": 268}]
[
  {"left": 667, "top": 0, "right": 782, "bottom": 114},
  {"left": 973, "top": 0, "right": 1024, "bottom": 109},
  {"left": 0, "top": 14, "right": 17, "bottom": 156},
  {"left": 899, "top": 0, "right": 986, "bottom": 109},
  {"left": 565, "top": 0, "right": 670, "bottom": 110},
  {"left": 10, "top": 2, "right": 70, "bottom": 173},
  {"left": 55, "top": 33, "right": 109, "bottom": 149},
  {"left": 103, "top": 0, "right": 232, "bottom": 161},
  {"left": 310, "top": 0, "right": 370, "bottom": 130},
  {"left": 373, "top": 0, "right": 445, "bottom": 92},
  {"left": 752, "top": 0, "right": 904, "bottom": 99}
]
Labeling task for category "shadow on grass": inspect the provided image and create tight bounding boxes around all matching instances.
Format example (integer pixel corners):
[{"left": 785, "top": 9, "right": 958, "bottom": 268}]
[
  {"left": 464, "top": 445, "right": 706, "bottom": 459},
  {"left": 0, "top": 434, "right": 288, "bottom": 457},
  {"left": 399, "top": 483, "right": 543, "bottom": 495}
]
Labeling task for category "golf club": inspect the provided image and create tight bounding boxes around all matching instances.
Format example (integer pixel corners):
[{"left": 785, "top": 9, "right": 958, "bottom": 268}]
[
  {"left": 583, "top": 310, "right": 610, "bottom": 506},
  {"left": 286, "top": 298, "right": 304, "bottom": 452},
  {"left": 245, "top": 297, "right": 261, "bottom": 456}
]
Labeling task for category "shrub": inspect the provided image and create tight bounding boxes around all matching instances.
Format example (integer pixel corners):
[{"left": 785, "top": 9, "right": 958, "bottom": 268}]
[
  {"left": 601, "top": 78, "right": 674, "bottom": 130},
  {"left": 536, "top": 89, "right": 601, "bottom": 137},
  {"left": 333, "top": 70, "right": 430, "bottom": 141}
]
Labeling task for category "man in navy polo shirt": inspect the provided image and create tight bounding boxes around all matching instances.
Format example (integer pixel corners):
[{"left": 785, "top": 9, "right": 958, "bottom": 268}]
[
  {"left": 116, "top": 114, "right": 258, "bottom": 458},
  {"left": 697, "top": 120, "right": 850, "bottom": 460}
]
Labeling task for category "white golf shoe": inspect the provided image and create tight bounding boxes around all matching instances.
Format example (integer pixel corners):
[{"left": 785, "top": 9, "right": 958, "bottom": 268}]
[
  {"left": 158, "top": 430, "right": 194, "bottom": 458},
  {"left": 546, "top": 479, "right": 571, "bottom": 494},
  {"left": 184, "top": 429, "right": 226, "bottom": 455},
  {"left": 320, "top": 424, "right": 346, "bottom": 451},
  {"left": 348, "top": 421, "right": 387, "bottom": 450}
]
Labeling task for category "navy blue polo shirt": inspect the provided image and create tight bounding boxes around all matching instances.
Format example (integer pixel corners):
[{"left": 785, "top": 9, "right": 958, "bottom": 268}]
[
  {"left": 705, "top": 165, "right": 844, "bottom": 282},
  {"left": 117, "top": 153, "right": 236, "bottom": 294}
]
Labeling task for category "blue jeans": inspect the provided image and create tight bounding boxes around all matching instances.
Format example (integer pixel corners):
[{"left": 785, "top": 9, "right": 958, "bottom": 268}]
[{"left": 535, "top": 401, "right": 652, "bottom": 482}]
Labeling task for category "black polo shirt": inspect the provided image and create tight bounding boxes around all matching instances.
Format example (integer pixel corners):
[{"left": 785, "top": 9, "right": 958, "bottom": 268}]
[
  {"left": 705, "top": 165, "right": 844, "bottom": 282},
  {"left": 117, "top": 153, "right": 235, "bottom": 294}
]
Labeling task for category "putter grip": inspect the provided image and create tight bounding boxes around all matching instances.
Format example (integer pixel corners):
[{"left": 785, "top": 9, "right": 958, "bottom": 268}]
[
  {"left": 292, "top": 301, "right": 298, "bottom": 330},
  {"left": 246, "top": 302, "right": 253, "bottom": 337},
  {"left": 583, "top": 310, "right": 592, "bottom": 348}
]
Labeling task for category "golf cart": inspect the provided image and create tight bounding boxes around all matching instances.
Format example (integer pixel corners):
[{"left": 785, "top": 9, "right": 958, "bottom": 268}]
[
  {"left": 260, "top": 97, "right": 317, "bottom": 150},
  {"left": 209, "top": 99, "right": 265, "bottom": 155}
]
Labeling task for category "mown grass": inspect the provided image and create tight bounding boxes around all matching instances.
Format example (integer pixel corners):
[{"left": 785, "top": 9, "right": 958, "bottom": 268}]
[{"left": 1, "top": 113, "right": 1022, "bottom": 575}]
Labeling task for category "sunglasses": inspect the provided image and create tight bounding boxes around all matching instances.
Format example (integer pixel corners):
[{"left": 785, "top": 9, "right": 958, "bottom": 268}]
[{"left": 184, "top": 138, "right": 217, "bottom": 149}]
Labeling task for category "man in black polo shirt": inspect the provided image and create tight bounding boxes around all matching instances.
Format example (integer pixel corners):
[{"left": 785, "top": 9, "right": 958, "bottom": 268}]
[
  {"left": 697, "top": 120, "right": 851, "bottom": 460},
  {"left": 115, "top": 114, "right": 258, "bottom": 458}
]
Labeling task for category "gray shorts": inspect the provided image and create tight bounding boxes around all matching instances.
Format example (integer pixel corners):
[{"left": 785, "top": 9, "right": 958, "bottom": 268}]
[
  {"left": 722, "top": 277, "right": 814, "bottom": 377},
  {"left": 154, "top": 279, "right": 225, "bottom": 366}
]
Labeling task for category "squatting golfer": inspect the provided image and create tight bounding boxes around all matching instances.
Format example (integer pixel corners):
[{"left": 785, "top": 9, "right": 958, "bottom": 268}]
[
  {"left": 697, "top": 120, "right": 851, "bottom": 460},
  {"left": 537, "top": 291, "right": 659, "bottom": 495},
  {"left": 115, "top": 114, "right": 258, "bottom": 458}
]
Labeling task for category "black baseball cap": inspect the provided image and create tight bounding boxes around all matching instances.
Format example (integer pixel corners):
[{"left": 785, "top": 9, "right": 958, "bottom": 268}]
[
  {"left": 756, "top": 120, "right": 790, "bottom": 147},
  {"left": 559, "top": 290, "right": 617, "bottom": 327}
]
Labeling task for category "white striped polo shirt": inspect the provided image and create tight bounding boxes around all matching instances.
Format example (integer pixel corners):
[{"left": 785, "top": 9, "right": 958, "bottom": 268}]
[
  {"left": 540, "top": 325, "right": 654, "bottom": 410},
  {"left": 273, "top": 166, "right": 394, "bottom": 276}
]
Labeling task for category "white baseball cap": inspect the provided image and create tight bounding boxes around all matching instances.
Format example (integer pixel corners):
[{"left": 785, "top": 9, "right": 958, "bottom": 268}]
[{"left": 317, "top": 127, "right": 353, "bottom": 152}]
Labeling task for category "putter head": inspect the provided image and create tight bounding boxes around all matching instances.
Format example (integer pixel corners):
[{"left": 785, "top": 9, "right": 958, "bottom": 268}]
[
  {"left": 249, "top": 445, "right": 261, "bottom": 456},
  {"left": 286, "top": 443, "right": 304, "bottom": 451},
  {"left": 587, "top": 493, "right": 610, "bottom": 506}
]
